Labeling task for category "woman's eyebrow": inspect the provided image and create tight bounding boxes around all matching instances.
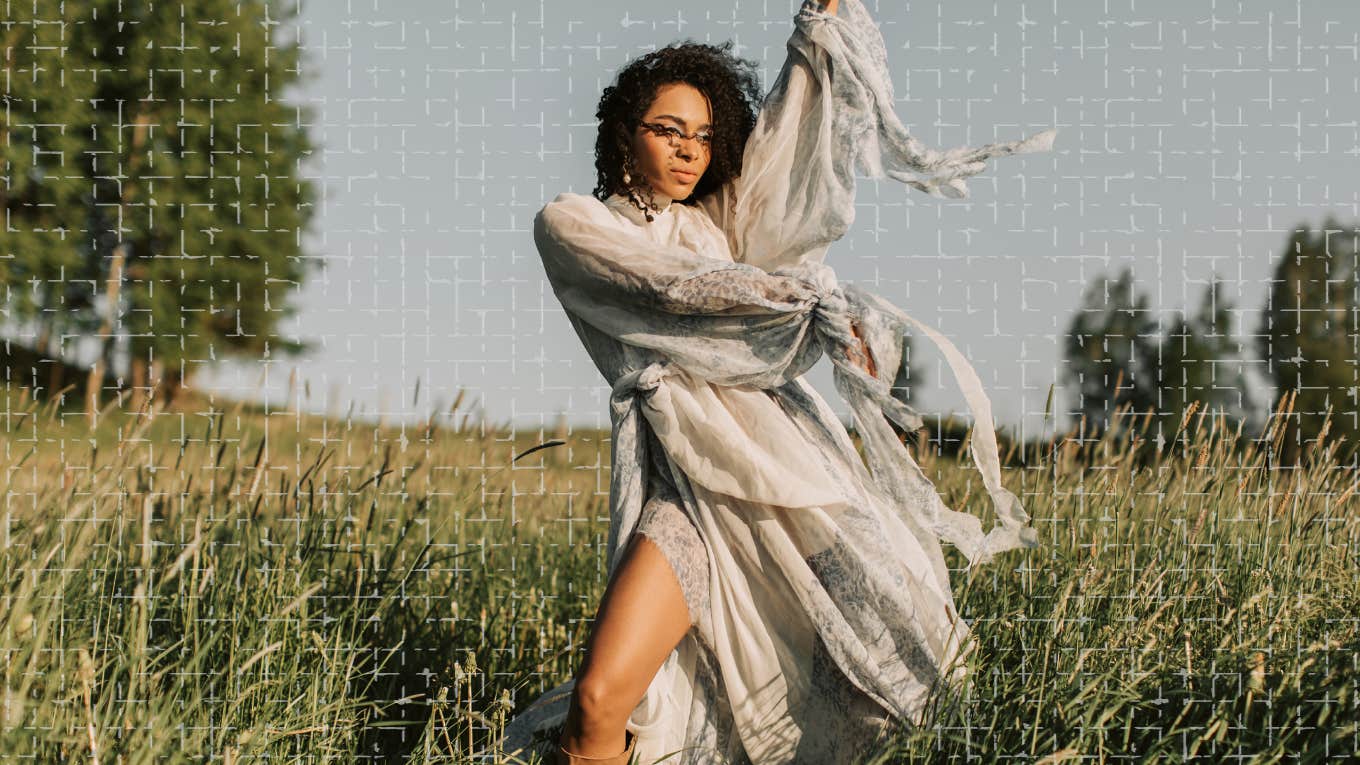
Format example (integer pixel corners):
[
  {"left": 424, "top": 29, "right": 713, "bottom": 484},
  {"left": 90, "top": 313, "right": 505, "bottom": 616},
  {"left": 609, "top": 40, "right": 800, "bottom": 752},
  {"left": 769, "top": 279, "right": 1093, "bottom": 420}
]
[{"left": 653, "top": 114, "right": 713, "bottom": 130}]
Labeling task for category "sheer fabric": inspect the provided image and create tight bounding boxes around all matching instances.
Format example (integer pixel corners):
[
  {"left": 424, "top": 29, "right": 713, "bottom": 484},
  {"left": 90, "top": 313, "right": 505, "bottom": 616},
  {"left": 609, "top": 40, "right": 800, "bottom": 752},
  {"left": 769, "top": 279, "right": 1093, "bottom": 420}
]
[{"left": 503, "top": 2, "right": 1054, "bottom": 762}]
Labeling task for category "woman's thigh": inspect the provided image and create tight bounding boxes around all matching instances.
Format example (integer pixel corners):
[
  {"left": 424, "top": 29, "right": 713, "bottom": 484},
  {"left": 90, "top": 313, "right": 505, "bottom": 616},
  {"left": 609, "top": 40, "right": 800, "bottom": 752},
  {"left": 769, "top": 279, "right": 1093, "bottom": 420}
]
[
  {"left": 637, "top": 498, "right": 710, "bottom": 626},
  {"left": 574, "top": 531, "right": 692, "bottom": 715}
]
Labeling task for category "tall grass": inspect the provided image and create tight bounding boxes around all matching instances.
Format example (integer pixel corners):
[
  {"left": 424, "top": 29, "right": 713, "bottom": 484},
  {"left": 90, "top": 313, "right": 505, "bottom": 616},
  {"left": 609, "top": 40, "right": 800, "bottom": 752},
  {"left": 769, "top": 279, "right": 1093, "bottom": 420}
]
[
  {"left": 872, "top": 393, "right": 1359, "bottom": 762},
  {"left": 1, "top": 386, "right": 1355, "bottom": 763}
]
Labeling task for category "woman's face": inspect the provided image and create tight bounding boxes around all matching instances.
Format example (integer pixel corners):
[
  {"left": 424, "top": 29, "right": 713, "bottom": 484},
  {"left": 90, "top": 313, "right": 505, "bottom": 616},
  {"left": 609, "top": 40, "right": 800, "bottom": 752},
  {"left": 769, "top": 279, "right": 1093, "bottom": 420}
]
[{"left": 628, "top": 82, "right": 713, "bottom": 201}]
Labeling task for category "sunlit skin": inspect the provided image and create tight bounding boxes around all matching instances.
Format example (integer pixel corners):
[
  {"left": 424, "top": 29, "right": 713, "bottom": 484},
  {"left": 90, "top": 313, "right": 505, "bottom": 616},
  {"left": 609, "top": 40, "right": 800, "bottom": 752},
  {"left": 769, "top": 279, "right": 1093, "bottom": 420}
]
[{"left": 627, "top": 81, "right": 714, "bottom": 204}]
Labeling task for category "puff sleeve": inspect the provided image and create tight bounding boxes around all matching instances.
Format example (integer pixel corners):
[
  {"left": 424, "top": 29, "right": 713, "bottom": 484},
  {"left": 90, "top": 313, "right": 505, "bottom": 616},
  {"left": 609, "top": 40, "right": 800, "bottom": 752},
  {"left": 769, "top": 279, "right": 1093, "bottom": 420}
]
[{"left": 534, "top": 192, "right": 838, "bottom": 388}]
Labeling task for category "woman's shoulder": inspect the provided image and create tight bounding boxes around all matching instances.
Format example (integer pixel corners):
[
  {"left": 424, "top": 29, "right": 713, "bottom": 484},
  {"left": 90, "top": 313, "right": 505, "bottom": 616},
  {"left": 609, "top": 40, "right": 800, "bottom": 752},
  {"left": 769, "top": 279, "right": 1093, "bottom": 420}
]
[
  {"left": 537, "top": 191, "right": 630, "bottom": 232},
  {"left": 539, "top": 191, "right": 601, "bottom": 220},
  {"left": 535, "top": 192, "right": 609, "bottom": 244},
  {"left": 541, "top": 190, "right": 600, "bottom": 211}
]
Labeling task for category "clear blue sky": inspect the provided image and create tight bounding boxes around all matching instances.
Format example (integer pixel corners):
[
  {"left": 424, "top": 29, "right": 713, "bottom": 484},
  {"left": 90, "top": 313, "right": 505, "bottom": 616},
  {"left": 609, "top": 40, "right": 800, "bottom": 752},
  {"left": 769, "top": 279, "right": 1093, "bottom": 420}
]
[{"left": 197, "top": 0, "right": 1360, "bottom": 442}]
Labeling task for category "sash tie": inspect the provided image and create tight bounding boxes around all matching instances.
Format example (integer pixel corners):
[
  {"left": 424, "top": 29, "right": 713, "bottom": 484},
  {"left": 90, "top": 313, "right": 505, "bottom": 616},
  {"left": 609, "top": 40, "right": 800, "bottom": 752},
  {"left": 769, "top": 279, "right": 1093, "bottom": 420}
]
[{"left": 605, "top": 270, "right": 1037, "bottom": 580}]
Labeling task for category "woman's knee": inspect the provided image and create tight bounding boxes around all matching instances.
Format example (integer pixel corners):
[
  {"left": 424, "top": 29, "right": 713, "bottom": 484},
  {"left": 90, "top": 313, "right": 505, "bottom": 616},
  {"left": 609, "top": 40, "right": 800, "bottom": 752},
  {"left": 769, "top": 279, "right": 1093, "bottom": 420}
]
[
  {"left": 571, "top": 671, "right": 633, "bottom": 728},
  {"left": 568, "top": 533, "right": 691, "bottom": 725}
]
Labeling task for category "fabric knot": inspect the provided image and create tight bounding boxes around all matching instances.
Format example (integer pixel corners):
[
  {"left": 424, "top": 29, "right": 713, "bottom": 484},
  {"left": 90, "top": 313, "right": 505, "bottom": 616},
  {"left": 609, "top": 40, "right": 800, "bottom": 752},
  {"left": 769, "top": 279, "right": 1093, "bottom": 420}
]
[
  {"left": 811, "top": 286, "right": 855, "bottom": 351},
  {"left": 812, "top": 285, "right": 849, "bottom": 316},
  {"left": 773, "top": 260, "right": 839, "bottom": 298},
  {"left": 610, "top": 361, "right": 673, "bottom": 404},
  {"left": 636, "top": 361, "right": 672, "bottom": 393}
]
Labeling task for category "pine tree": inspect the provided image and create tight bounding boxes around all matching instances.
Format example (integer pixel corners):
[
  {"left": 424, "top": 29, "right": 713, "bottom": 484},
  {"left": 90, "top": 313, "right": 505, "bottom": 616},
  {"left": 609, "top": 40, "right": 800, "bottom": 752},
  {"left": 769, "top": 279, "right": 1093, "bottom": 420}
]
[
  {"left": 1256, "top": 218, "right": 1360, "bottom": 464},
  {"left": 1061, "top": 266, "right": 1161, "bottom": 442},
  {"left": 1158, "top": 276, "right": 1257, "bottom": 443},
  {"left": 888, "top": 335, "right": 925, "bottom": 407}
]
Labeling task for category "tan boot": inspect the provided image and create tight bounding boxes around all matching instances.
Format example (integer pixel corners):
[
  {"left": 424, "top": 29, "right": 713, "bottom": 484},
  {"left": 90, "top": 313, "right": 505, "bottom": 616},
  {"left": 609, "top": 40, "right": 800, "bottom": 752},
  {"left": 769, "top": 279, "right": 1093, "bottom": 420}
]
[{"left": 553, "top": 729, "right": 636, "bottom": 765}]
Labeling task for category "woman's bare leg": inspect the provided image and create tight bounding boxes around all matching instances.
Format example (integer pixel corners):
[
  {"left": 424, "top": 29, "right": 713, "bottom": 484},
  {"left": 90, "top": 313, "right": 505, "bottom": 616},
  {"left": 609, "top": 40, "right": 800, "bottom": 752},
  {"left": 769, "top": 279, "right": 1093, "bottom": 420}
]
[{"left": 556, "top": 532, "right": 692, "bottom": 758}]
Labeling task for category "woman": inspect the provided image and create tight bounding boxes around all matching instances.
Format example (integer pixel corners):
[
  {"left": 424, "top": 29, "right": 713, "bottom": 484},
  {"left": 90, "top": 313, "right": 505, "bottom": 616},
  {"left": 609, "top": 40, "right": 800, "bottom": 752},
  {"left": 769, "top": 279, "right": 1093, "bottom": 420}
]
[{"left": 506, "top": 1, "right": 1056, "bottom": 763}]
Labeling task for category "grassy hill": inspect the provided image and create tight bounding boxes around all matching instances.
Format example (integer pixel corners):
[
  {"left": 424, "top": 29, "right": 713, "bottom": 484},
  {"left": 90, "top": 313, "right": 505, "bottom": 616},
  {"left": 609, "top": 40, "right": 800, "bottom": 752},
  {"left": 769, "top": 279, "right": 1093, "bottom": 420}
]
[{"left": 0, "top": 388, "right": 1355, "bottom": 762}]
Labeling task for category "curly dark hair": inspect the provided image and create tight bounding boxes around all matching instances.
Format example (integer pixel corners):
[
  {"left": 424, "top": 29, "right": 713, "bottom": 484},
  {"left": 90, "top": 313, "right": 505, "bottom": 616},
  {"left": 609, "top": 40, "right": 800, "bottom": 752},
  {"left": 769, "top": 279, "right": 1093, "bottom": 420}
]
[{"left": 592, "top": 40, "right": 764, "bottom": 209}]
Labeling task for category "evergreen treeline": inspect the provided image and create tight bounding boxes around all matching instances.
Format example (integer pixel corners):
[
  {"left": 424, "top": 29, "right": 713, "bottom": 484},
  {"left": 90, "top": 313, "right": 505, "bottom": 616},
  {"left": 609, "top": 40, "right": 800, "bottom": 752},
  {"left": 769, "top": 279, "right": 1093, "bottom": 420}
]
[
  {"left": 883, "top": 221, "right": 1357, "bottom": 470},
  {"left": 1061, "top": 219, "right": 1358, "bottom": 466}
]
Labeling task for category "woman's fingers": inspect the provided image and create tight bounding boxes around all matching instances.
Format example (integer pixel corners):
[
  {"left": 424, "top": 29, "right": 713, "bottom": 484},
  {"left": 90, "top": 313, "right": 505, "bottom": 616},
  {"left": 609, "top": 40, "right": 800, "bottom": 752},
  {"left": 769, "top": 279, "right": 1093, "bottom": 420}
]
[{"left": 849, "top": 320, "right": 878, "bottom": 377}]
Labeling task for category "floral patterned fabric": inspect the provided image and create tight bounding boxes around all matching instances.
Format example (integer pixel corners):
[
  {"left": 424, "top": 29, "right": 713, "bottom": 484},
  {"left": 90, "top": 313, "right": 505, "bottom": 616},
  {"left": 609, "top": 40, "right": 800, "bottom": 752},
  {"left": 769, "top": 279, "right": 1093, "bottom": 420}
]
[
  {"left": 502, "top": 2, "right": 1055, "bottom": 763},
  {"left": 635, "top": 424, "right": 709, "bottom": 627}
]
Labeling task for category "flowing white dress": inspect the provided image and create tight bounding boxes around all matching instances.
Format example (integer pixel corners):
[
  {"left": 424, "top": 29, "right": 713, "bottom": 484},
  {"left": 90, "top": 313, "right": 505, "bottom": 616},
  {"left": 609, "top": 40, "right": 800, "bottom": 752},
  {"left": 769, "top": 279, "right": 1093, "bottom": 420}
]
[{"left": 503, "top": 2, "right": 1055, "bottom": 763}]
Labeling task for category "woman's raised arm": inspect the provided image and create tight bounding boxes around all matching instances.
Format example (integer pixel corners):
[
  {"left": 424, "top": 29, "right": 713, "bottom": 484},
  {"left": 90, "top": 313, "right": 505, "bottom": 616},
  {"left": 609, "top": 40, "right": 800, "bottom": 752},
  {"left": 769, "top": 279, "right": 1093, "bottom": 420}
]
[
  {"left": 695, "top": 0, "right": 854, "bottom": 274},
  {"left": 697, "top": 0, "right": 1054, "bottom": 275}
]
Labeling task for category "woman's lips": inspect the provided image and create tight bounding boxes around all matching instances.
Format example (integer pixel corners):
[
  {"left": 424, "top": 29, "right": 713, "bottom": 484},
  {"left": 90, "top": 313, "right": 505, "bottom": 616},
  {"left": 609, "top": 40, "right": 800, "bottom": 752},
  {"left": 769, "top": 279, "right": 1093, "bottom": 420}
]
[{"left": 671, "top": 169, "right": 698, "bottom": 182}]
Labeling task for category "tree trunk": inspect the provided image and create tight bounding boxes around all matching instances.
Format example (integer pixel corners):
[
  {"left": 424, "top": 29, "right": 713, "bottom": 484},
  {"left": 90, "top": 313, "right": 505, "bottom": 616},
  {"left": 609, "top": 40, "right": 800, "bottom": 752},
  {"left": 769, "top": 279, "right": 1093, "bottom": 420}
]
[
  {"left": 85, "top": 111, "right": 152, "bottom": 425},
  {"left": 130, "top": 352, "right": 148, "bottom": 414},
  {"left": 161, "top": 364, "right": 186, "bottom": 408},
  {"left": 48, "top": 364, "right": 65, "bottom": 401},
  {"left": 41, "top": 322, "right": 65, "bottom": 399},
  {"left": 35, "top": 322, "right": 50, "bottom": 359},
  {"left": 85, "top": 244, "right": 127, "bottom": 426}
]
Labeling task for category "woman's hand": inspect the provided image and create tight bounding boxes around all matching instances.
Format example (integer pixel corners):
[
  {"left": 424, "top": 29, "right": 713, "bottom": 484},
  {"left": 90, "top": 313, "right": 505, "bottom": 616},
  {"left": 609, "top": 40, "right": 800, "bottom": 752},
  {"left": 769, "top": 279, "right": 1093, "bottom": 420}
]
[{"left": 849, "top": 320, "right": 877, "bottom": 378}]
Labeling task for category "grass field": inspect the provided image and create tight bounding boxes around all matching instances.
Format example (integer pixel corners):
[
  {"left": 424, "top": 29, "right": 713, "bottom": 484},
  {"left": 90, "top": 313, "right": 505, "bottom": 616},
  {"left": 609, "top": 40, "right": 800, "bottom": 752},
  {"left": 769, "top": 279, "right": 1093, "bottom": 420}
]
[{"left": 1, "top": 387, "right": 1356, "bottom": 763}]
